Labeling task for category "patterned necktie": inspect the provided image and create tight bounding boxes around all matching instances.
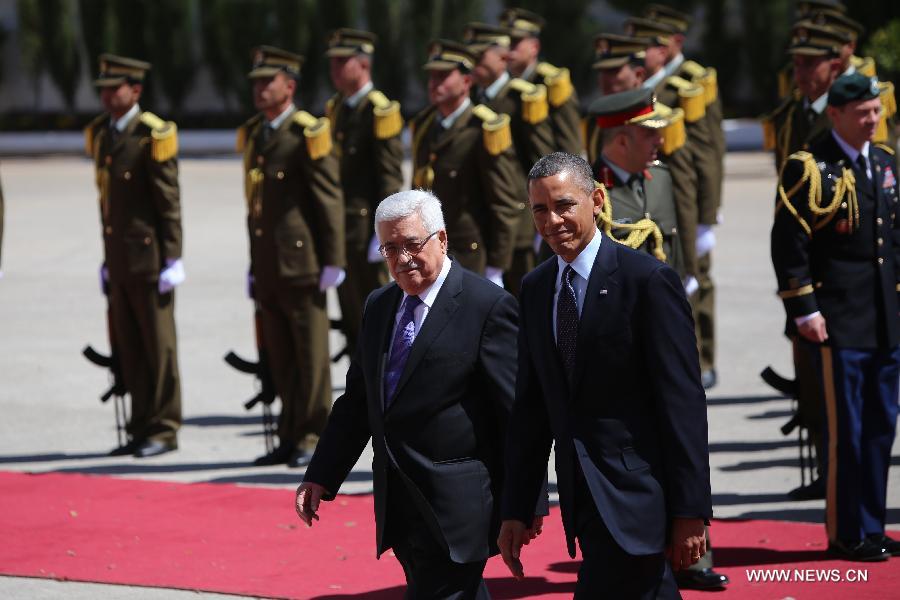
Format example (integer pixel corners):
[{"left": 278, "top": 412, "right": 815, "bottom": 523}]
[
  {"left": 383, "top": 295, "right": 423, "bottom": 407},
  {"left": 556, "top": 265, "right": 579, "bottom": 385}
]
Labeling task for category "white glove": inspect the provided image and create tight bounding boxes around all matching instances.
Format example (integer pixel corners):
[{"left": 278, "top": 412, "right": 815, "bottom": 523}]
[
  {"left": 696, "top": 225, "right": 716, "bottom": 258},
  {"left": 367, "top": 235, "right": 383, "bottom": 263},
  {"left": 683, "top": 275, "right": 699, "bottom": 297},
  {"left": 533, "top": 232, "right": 543, "bottom": 256},
  {"left": 99, "top": 263, "right": 109, "bottom": 295},
  {"left": 484, "top": 266, "right": 505, "bottom": 288},
  {"left": 319, "top": 265, "right": 346, "bottom": 291},
  {"left": 158, "top": 258, "right": 185, "bottom": 294},
  {"left": 247, "top": 271, "right": 255, "bottom": 299}
]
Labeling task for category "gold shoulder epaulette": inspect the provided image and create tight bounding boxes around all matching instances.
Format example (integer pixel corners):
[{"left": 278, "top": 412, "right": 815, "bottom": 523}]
[
  {"left": 509, "top": 78, "right": 548, "bottom": 124},
  {"left": 700, "top": 68, "right": 718, "bottom": 106},
  {"left": 542, "top": 66, "right": 573, "bottom": 107},
  {"left": 759, "top": 96, "right": 793, "bottom": 152},
  {"left": 325, "top": 94, "right": 338, "bottom": 121},
  {"left": 875, "top": 143, "right": 895, "bottom": 156},
  {"left": 777, "top": 66, "right": 793, "bottom": 99},
  {"left": 83, "top": 113, "right": 107, "bottom": 157},
  {"left": 660, "top": 105, "right": 686, "bottom": 155},
  {"left": 472, "top": 104, "right": 512, "bottom": 156},
  {"left": 855, "top": 55, "right": 877, "bottom": 78},
  {"left": 535, "top": 61, "right": 559, "bottom": 79},
  {"left": 368, "top": 90, "right": 403, "bottom": 140},
  {"left": 874, "top": 81, "right": 896, "bottom": 144},
  {"left": 235, "top": 114, "right": 263, "bottom": 153},
  {"left": 667, "top": 76, "right": 705, "bottom": 122},
  {"left": 293, "top": 110, "right": 332, "bottom": 160},
  {"left": 139, "top": 111, "right": 178, "bottom": 162},
  {"left": 680, "top": 60, "right": 707, "bottom": 81}
]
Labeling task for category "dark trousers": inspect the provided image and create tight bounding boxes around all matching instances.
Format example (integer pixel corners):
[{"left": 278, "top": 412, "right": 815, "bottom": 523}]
[
  {"left": 386, "top": 469, "right": 490, "bottom": 600},
  {"left": 256, "top": 285, "right": 331, "bottom": 451},
  {"left": 812, "top": 344, "right": 900, "bottom": 542},
  {"left": 573, "top": 473, "right": 680, "bottom": 600},
  {"left": 109, "top": 280, "right": 181, "bottom": 443}
]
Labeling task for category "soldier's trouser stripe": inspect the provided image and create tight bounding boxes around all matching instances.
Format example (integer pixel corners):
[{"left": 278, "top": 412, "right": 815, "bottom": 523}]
[{"left": 820, "top": 345, "right": 839, "bottom": 542}]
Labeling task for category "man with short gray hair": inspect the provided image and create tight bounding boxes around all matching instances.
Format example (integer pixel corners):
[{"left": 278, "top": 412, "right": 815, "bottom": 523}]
[{"left": 297, "top": 189, "right": 534, "bottom": 598}]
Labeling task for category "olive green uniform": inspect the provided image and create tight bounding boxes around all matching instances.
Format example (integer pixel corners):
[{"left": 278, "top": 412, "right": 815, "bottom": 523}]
[
  {"left": 410, "top": 102, "right": 522, "bottom": 275},
  {"left": 238, "top": 107, "right": 345, "bottom": 453},
  {"left": 85, "top": 109, "right": 183, "bottom": 445},
  {"left": 522, "top": 62, "right": 583, "bottom": 155},
  {"left": 763, "top": 92, "right": 833, "bottom": 174},
  {"left": 326, "top": 88, "right": 402, "bottom": 349}
]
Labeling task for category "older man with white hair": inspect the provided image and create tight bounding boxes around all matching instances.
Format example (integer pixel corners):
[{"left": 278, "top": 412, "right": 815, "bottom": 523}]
[{"left": 296, "top": 189, "right": 535, "bottom": 599}]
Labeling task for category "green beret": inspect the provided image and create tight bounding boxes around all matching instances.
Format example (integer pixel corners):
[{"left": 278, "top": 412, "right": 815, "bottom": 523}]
[{"left": 828, "top": 73, "right": 880, "bottom": 107}]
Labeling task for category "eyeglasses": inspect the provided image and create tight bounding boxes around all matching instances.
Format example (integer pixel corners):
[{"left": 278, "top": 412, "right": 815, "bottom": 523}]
[{"left": 378, "top": 230, "right": 440, "bottom": 259}]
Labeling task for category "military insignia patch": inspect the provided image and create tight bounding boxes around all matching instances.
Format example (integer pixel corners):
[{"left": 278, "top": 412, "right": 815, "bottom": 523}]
[{"left": 884, "top": 165, "right": 896, "bottom": 189}]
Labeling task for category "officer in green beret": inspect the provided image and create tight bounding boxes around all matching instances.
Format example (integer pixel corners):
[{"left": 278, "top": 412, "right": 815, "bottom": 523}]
[
  {"left": 410, "top": 40, "right": 522, "bottom": 283},
  {"left": 83, "top": 54, "right": 183, "bottom": 458},
  {"left": 237, "top": 46, "right": 345, "bottom": 468},
  {"left": 325, "top": 29, "right": 403, "bottom": 353},
  {"left": 464, "top": 22, "right": 555, "bottom": 295},
  {"left": 499, "top": 7, "right": 583, "bottom": 155},
  {"left": 771, "top": 72, "right": 900, "bottom": 562}
]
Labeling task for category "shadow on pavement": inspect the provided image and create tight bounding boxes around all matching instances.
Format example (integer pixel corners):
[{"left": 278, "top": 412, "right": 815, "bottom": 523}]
[
  {"left": 708, "top": 440, "right": 796, "bottom": 453},
  {"left": 731, "top": 507, "right": 900, "bottom": 524},
  {"left": 182, "top": 414, "right": 260, "bottom": 427},
  {"left": 46, "top": 460, "right": 251, "bottom": 475},
  {"left": 207, "top": 470, "right": 375, "bottom": 486},
  {"left": 705, "top": 394, "right": 786, "bottom": 407},
  {"left": 712, "top": 492, "right": 793, "bottom": 506},
  {"left": 0, "top": 452, "right": 110, "bottom": 464},
  {"left": 746, "top": 409, "right": 795, "bottom": 420}
]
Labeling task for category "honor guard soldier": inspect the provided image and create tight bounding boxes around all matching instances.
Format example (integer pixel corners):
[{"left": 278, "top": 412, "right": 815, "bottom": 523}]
[
  {"left": 589, "top": 33, "right": 699, "bottom": 290},
  {"left": 464, "top": 22, "right": 554, "bottom": 295},
  {"left": 776, "top": 0, "right": 849, "bottom": 98},
  {"left": 410, "top": 40, "right": 522, "bottom": 283},
  {"left": 84, "top": 54, "right": 183, "bottom": 458},
  {"left": 626, "top": 16, "right": 721, "bottom": 388},
  {"left": 590, "top": 88, "right": 685, "bottom": 276},
  {"left": 499, "top": 7, "right": 583, "bottom": 155},
  {"left": 771, "top": 73, "right": 900, "bottom": 562},
  {"left": 237, "top": 46, "right": 346, "bottom": 468},
  {"left": 324, "top": 29, "right": 403, "bottom": 352}
]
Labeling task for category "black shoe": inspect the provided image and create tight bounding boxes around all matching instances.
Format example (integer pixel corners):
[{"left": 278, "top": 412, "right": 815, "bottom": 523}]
[
  {"left": 288, "top": 448, "right": 313, "bottom": 469},
  {"left": 134, "top": 439, "right": 177, "bottom": 458},
  {"left": 701, "top": 369, "right": 718, "bottom": 390},
  {"left": 676, "top": 568, "right": 730, "bottom": 590},
  {"left": 109, "top": 440, "right": 139, "bottom": 456},
  {"left": 788, "top": 476, "right": 826, "bottom": 500},
  {"left": 868, "top": 535, "right": 900, "bottom": 557},
  {"left": 827, "top": 539, "right": 890, "bottom": 562},
  {"left": 253, "top": 445, "right": 293, "bottom": 466}
]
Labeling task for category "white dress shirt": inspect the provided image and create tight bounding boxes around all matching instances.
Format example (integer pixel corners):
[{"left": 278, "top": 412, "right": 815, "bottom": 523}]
[
  {"left": 832, "top": 129, "right": 871, "bottom": 179},
  {"left": 389, "top": 256, "right": 452, "bottom": 357},
  {"left": 267, "top": 103, "right": 295, "bottom": 130},
  {"left": 663, "top": 53, "right": 685, "bottom": 78},
  {"left": 552, "top": 229, "right": 602, "bottom": 341},
  {"left": 482, "top": 71, "right": 510, "bottom": 101},
  {"left": 440, "top": 97, "right": 472, "bottom": 130},
  {"left": 110, "top": 103, "right": 140, "bottom": 132}
]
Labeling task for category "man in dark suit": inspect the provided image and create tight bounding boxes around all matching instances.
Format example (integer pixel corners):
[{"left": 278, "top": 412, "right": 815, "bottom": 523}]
[
  {"left": 498, "top": 152, "right": 712, "bottom": 598},
  {"left": 296, "top": 190, "right": 534, "bottom": 599}
]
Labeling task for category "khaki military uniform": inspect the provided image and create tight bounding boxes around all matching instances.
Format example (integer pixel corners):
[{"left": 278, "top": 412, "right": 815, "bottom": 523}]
[
  {"left": 763, "top": 92, "right": 833, "bottom": 174},
  {"left": 410, "top": 102, "right": 522, "bottom": 275},
  {"left": 238, "top": 106, "right": 345, "bottom": 452},
  {"left": 522, "top": 62, "right": 583, "bottom": 155},
  {"left": 326, "top": 88, "right": 403, "bottom": 349},
  {"left": 479, "top": 77, "right": 554, "bottom": 295},
  {"left": 84, "top": 109, "right": 183, "bottom": 444}
]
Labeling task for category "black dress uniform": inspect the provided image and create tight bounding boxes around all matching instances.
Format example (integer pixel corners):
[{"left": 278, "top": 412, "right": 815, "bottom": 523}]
[
  {"left": 85, "top": 55, "right": 183, "bottom": 457},
  {"left": 239, "top": 47, "right": 345, "bottom": 467},
  {"left": 771, "top": 74, "right": 900, "bottom": 562},
  {"left": 324, "top": 30, "right": 403, "bottom": 352}
]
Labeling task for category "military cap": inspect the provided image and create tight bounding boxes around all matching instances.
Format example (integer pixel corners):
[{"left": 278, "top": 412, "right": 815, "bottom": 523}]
[
  {"left": 94, "top": 54, "right": 151, "bottom": 87},
  {"left": 788, "top": 21, "right": 849, "bottom": 56},
  {"left": 592, "top": 33, "right": 650, "bottom": 70},
  {"left": 423, "top": 39, "right": 476, "bottom": 72},
  {"left": 588, "top": 88, "right": 670, "bottom": 129},
  {"left": 643, "top": 4, "right": 693, "bottom": 33},
  {"left": 248, "top": 46, "right": 304, "bottom": 79},
  {"left": 828, "top": 73, "right": 880, "bottom": 107},
  {"left": 796, "top": 0, "right": 846, "bottom": 17},
  {"left": 622, "top": 17, "right": 679, "bottom": 46},
  {"left": 326, "top": 28, "right": 377, "bottom": 57},
  {"left": 463, "top": 22, "right": 514, "bottom": 55},
  {"left": 809, "top": 9, "right": 863, "bottom": 40},
  {"left": 499, "top": 7, "right": 546, "bottom": 38}
]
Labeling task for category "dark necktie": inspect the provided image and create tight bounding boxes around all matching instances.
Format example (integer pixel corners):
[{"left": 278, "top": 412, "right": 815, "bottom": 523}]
[
  {"left": 108, "top": 124, "right": 119, "bottom": 145},
  {"left": 556, "top": 265, "right": 579, "bottom": 385},
  {"left": 628, "top": 173, "right": 646, "bottom": 209},
  {"left": 259, "top": 123, "right": 274, "bottom": 146},
  {"left": 855, "top": 154, "right": 870, "bottom": 185},
  {"left": 806, "top": 107, "right": 817, "bottom": 125},
  {"left": 383, "top": 295, "right": 423, "bottom": 407}
]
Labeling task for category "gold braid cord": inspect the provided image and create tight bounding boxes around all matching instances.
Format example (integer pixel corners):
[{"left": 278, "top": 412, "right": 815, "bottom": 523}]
[
  {"left": 776, "top": 152, "right": 859, "bottom": 236},
  {"left": 595, "top": 186, "right": 667, "bottom": 262}
]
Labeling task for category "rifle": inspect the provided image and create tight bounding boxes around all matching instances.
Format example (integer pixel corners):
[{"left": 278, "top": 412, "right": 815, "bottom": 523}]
[
  {"left": 83, "top": 301, "right": 129, "bottom": 447},
  {"left": 759, "top": 366, "right": 816, "bottom": 496},
  {"left": 224, "top": 306, "right": 277, "bottom": 453}
]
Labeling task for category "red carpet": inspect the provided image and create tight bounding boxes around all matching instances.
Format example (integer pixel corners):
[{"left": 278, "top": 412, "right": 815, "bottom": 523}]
[{"left": 1, "top": 470, "right": 897, "bottom": 599}]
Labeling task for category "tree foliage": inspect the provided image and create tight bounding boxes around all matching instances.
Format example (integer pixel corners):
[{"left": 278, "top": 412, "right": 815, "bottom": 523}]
[{"left": 18, "top": 0, "right": 82, "bottom": 108}]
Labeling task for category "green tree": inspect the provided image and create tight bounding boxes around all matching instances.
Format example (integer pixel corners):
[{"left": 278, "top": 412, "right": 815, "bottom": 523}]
[
  {"left": 18, "top": 0, "right": 82, "bottom": 108},
  {"left": 365, "top": 0, "right": 407, "bottom": 101},
  {"left": 864, "top": 19, "right": 900, "bottom": 84},
  {"left": 145, "top": 0, "right": 197, "bottom": 115}
]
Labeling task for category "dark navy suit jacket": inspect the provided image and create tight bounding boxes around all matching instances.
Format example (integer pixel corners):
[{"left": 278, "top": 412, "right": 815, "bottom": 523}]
[{"left": 502, "top": 234, "right": 712, "bottom": 557}]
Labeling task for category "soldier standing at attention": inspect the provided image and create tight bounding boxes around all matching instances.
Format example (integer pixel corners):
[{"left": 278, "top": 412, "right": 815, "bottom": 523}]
[
  {"left": 771, "top": 73, "right": 900, "bottom": 562},
  {"left": 499, "top": 7, "right": 583, "bottom": 156},
  {"left": 464, "top": 22, "right": 554, "bottom": 295},
  {"left": 83, "top": 55, "right": 183, "bottom": 458},
  {"left": 410, "top": 40, "right": 521, "bottom": 284},
  {"left": 237, "top": 47, "right": 345, "bottom": 468},
  {"left": 325, "top": 29, "right": 403, "bottom": 352}
]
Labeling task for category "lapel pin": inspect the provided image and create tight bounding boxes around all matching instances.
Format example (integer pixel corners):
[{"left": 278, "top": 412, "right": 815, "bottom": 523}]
[{"left": 598, "top": 289, "right": 608, "bottom": 295}]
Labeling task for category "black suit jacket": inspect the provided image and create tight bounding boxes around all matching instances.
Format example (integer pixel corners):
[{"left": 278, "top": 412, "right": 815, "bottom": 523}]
[
  {"left": 502, "top": 234, "right": 712, "bottom": 557},
  {"left": 303, "top": 260, "right": 519, "bottom": 563}
]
